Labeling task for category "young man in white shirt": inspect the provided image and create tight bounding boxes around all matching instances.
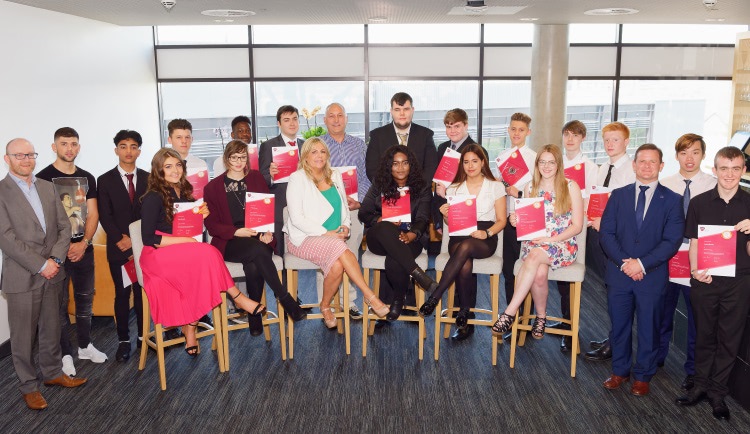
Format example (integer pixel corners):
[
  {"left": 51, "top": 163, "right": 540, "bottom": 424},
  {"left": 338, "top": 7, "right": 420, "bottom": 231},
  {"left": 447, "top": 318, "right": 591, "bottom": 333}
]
[
  {"left": 657, "top": 133, "right": 716, "bottom": 391},
  {"left": 213, "top": 115, "right": 253, "bottom": 176},
  {"left": 585, "top": 121, "right": 636, "bottom": 362}
]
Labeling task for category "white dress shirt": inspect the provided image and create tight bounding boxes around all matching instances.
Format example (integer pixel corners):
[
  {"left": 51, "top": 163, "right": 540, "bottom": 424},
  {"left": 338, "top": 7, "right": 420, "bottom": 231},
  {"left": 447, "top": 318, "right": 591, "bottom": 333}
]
[
  {"left": 117, "top": 164, "right": 137, "bottom": 190},
  {"left": 660, "top": 170, "right": 716, "bottom": 200},
  {"left": 596, "top": 154, "right": 635, "bottom": 189},
  {"left": 447, "top": 177, "right": 506, "bottom": 222}
]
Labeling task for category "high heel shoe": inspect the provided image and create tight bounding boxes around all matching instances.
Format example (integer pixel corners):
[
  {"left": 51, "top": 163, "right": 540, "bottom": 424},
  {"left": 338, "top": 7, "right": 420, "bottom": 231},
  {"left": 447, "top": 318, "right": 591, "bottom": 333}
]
[
  {"left": 410, "top": 267, "right": 438, "bottom": 293},
  {"left": 279, "top": 293, "right": 307, "bottom": 322},
  {"left": 321, "top": 307, "right": 337, "bottom": 329},
  {"left": 184, "top": 322, "right": 200, "bottom": 357},
  {"left": 386, "top": 296, "right": 404, "bottom": 321},
  {"left": 531, "top": 316, "right": 546, "bottom": 340},
  {"left": 419, "top": 296, "right": 439, "bottom": 317},
  {"left": 455, "top": 309, "right": 470, "bottom": 328},
  {"left": 365, "top": 295, "right": 389, "bottom": 318},
  {"left": 491, "top": 312, "right": 515, "bottom": 334},
  {"left": 230, "top": 290, "right": 267, "bottom": 320}
]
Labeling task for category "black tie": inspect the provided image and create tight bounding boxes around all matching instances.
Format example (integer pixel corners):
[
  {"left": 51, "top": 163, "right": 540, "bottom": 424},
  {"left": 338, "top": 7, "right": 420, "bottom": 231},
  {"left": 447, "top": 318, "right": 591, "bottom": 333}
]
[{"left": 603, "top": 164, "right": 614, "bottom": 188}]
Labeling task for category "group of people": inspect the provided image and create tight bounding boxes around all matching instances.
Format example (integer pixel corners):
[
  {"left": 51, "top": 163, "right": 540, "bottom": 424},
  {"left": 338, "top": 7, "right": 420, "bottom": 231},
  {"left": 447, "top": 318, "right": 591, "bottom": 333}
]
[{"left": 1, "top": 92, "right": 748, "bottom": 422}]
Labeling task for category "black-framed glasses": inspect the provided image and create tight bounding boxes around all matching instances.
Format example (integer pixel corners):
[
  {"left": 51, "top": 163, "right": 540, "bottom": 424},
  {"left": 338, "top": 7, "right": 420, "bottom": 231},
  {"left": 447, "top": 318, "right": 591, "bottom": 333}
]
[
  {"left": 229, "top": 155, "right": 248, "bottom": 162},
  {"left": 8, "top": 153, "right": 38, "bottom": 160}
]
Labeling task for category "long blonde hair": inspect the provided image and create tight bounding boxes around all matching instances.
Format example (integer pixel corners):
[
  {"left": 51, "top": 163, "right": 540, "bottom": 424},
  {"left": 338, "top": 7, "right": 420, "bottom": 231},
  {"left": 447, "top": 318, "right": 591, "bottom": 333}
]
[
  {"left": 530, "top": 144, "right": 571, "bottom": 215},
  {"left": 298, "top": 137, "right": 333, "bottom": 185}
]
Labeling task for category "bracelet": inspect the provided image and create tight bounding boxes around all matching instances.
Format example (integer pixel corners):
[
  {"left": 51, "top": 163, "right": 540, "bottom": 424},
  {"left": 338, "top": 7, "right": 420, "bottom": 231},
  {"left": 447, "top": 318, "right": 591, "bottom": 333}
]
[{"left": 485, "top": 229, "right": 492, "bottom": 238}]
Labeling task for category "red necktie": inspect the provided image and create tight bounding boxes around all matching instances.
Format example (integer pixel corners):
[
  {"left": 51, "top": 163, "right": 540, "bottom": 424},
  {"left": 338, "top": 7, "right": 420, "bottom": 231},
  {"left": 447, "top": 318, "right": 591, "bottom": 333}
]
[
  {"left": 288, "top": 141, "right": 296, "bottom": 147},
  {"left": 125, "top": 173, "right": 135, "bottom": 203}
]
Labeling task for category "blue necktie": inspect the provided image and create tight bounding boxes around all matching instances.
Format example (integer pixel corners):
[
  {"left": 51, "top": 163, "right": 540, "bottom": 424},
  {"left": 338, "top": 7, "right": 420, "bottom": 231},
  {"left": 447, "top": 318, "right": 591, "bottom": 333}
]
[
  {"left": 682, "top": 179, "right": 691, "bottom": 216},
  {"left": 636, "top": 185, "right": 648, "bottom": 230}
]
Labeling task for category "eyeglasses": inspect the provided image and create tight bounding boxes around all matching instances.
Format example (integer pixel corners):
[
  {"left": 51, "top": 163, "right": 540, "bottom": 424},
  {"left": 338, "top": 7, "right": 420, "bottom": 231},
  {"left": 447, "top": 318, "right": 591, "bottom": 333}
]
[
  {"left": 392, "top": 160, "right": 410, "bottom": 168},
  {"left": 229, "top": 155, "right": 248, "bottom": 162},
  {"left": 537, "top": 160, "right": 557, "bottom": 167},
  {"left": 7, "top": 153, "right": 38, "bottom": 160}
]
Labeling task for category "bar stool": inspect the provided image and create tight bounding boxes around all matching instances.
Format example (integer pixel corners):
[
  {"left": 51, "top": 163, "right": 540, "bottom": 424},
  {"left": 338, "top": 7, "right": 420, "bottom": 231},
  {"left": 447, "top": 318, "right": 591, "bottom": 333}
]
[
  {"left": 130, "top": 220, "right": 226, "bottom": 391},
  {"left": 361, "top": 249, "right": 430, "bottom": 360},
  {"left": 503, "top": 221, "right": 587, "bottom": 377},
  {"left": 283, "top": 209, "right": 361, "bottom": 359},
  {"left": 434, "top": 224, "right": 503, "bottom": 364}
]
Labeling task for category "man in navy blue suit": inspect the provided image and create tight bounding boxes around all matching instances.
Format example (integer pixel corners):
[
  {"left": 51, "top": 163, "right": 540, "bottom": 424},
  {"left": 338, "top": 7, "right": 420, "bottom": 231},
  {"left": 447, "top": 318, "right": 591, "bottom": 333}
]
[{"left": 599, "top": 143, "right": 684, "bottom": 396}]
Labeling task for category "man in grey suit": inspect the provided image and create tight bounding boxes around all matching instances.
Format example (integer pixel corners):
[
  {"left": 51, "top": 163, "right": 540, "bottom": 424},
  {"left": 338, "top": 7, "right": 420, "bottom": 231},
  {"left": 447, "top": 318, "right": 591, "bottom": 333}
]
[{"left": 0, "top": 138, "right": 86, "bottom": 410}]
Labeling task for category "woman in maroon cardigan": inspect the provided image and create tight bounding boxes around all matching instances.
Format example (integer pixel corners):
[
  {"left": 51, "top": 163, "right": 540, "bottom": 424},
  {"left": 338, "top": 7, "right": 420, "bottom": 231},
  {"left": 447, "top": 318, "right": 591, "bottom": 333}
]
[{"left": 204, "top": 140, "right": 306, "bottom": 335}]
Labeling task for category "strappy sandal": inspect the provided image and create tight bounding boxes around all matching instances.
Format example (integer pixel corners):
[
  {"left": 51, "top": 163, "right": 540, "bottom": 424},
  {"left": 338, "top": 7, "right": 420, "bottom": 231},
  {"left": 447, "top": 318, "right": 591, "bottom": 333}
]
[
  {"left": 321, "top": 307, "right": 337, "bottom": 329},
  {"left": 230, "top": 290, "right": 267, "bottom": 319},
  {"left": 184, "top": 322, "right": 200, "bottom": 357},
  {"left": 365, "top": 295, "right": 389, "bottom": 318},
  {"left": 491, "top": 312, "right": 515, "bottom": 334},
  {"left": 531, "top": 316, "right": 546, "bottom": 340}
]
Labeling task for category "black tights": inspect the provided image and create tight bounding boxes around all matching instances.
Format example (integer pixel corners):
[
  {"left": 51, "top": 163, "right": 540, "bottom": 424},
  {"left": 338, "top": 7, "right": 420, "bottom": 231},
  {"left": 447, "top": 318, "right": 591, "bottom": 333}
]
[
  {"left": 433, "top": 235, "right": 496, "bottom": 311},
  {"left": 224, "top": 237, "right": 287, "bottom": 302},
  {"left": 365, "top": 222, "right": 423, "bottom": 304}
]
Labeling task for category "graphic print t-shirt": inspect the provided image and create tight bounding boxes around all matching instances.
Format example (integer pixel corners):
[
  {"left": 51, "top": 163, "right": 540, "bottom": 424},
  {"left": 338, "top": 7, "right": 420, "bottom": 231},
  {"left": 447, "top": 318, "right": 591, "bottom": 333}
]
[{"left": 37, "top": 165, "right": 97, "bottom": 241}]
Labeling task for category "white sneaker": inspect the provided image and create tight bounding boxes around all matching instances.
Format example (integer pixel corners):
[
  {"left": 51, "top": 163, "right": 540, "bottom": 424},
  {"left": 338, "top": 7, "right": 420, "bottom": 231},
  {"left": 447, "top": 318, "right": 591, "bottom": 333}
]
[
  {"left": 61, "top": 355, "right": 76, "bottom": 377},
  {"left": 78, "top": 343, "right": 108, "bottom": 363}
]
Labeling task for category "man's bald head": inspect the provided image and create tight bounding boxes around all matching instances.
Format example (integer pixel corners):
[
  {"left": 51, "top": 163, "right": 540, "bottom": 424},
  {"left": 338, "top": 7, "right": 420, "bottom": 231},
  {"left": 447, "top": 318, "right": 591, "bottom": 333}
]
[
  {"left": 6, "top": 138, "right": 32, "bottom": 154},
  {"left": 4, "top": 138, "right": 36, "bottom": 181}
]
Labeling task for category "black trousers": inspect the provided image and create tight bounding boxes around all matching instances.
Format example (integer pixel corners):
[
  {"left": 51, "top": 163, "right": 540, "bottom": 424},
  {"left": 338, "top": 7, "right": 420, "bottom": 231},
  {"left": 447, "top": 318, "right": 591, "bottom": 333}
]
[
  {"left": 59, "top": 246, "right": 95, "bottom": 356},
  {"left": 365, "top": 222, "right": 423, "bottom": 305},
  {"left": 690, "top": 275, "right": 750, "bottom": 399},
  {"left": 502, "top": 223, "right": 521, "bottom": 305},
  {"left": 109, "top": 259, "right": 144, "bottom": 342},
  {"left": 555, "top": 281, "right": 572, "bottom": 327},
  {"left": 224, "top": 237, "right": 286, "bottom": 302},
  {"left": 587, "top": 226, "right": 610, "bottom": 338}
]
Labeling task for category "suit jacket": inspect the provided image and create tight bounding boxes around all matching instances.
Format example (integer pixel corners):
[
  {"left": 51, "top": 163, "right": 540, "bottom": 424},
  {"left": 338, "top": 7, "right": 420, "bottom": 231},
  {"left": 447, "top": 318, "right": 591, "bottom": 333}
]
[
  {"left": 97, "top": 167, "right": 148, "bottom": 263},
  {"left": 599, "top": 183, "right": 684, "bottom": 289},
  {"left": 258, "top": 135, "right": 304, "bottom": 212},
  {"left": 0, "top": 175, "right": 70, "bottom": 293},
  {"left": 366, "top": 122, "right": 437, "bottom": 183},
  {"left": 203, "top": 170, "right": 276, "bottom": 255}
]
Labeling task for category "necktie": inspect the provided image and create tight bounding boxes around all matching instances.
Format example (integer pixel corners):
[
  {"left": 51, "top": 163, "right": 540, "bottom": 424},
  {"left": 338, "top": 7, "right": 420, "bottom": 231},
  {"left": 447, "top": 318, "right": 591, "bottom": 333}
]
[
  {"left": 635, "top": 185, "right": 648, "bottom": 230},
  {"left": 398, "top": 133, "right": 408, "bottom": 146},
  {"left": 603, "top": 164, "right": 614, "bottom": 188},
  {"left": 288, "top": 141, "right": 296, "bottom": 147},
  {"left": 125, "top": 173, "right": 135, "bottom": 203},
  {"left": 682, "top": 179, "right": 691, "bottom": 216}
]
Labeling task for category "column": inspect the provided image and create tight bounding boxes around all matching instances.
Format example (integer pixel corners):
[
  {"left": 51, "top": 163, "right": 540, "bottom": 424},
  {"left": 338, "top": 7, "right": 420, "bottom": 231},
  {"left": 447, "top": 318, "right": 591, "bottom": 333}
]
[{"left": 530, "top": 24, "right": 569, "bottom": 151}]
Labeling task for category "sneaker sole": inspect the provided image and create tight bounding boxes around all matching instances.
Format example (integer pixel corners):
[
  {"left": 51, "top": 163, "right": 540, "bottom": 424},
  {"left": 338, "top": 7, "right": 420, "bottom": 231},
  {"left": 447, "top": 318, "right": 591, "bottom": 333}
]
[{"left": 78, "top": 354, "right": 108, "bottom": 363}]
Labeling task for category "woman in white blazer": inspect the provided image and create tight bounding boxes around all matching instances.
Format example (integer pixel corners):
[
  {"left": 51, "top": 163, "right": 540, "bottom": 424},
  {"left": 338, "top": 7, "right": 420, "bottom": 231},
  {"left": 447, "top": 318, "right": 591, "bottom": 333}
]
[{"left": 284, "top": 137, "right": 389, "bottom": 328}]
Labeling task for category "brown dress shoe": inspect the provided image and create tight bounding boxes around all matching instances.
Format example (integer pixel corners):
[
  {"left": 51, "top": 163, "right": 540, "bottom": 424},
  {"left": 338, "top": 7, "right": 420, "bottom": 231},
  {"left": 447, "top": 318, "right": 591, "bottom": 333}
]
[
  {"left": 23, "top": 391, "right": 48, "bottom": 410},
  {"left": 44, "top": 374, "right": 87, "bottom": 388},
  {"left": 631, "top": 380, "right": 650, "bottom": 396},
  {"left": 603, "top": 374, "right": 630, "bottom": 390}
]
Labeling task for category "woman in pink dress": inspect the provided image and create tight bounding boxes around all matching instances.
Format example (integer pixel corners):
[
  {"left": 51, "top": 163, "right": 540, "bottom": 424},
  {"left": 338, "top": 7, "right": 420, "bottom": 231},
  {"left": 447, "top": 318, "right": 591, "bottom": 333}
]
[{"left": 139, "top": 148, "right": 266, "bottom": 356}]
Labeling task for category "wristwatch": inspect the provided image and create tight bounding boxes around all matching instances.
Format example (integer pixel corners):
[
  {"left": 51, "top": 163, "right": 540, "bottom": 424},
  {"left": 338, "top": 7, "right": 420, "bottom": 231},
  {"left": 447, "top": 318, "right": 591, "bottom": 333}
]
[
  {"left": 518, "top": 191, "right": 523, "bottom": 198},
  {"left": 485, "top": 229, "right": 493, "bottom": 238},
  {"left": 50, "top": 256, "right": 63, "bottom": 266},
  {"left": 83, "top": 238, "right": 93, "bottom": 246}
]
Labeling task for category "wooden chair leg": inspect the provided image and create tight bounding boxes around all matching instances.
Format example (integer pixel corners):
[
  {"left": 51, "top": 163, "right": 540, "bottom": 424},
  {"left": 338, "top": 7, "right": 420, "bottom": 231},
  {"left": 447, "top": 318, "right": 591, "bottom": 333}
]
[
  {"left": 287, "top": 269, "right": 296, "bottom": 360},
  {"left": 509, "top": 311, "right": 519, "bottom": 369},
  {"left": 343, "top": 275, "right": 350, "bottom": 356},
  {"left": 213, "top": 303, "right": 225, "bottom": 373},
  {"left": 434, "top": 299, "right": 443, "bottom": 361},
  {"left": 261, "top": 291, "right": 271, "bottom": 342},
  {"left": 155, "top": 322, "right": 167, "bottom": 390},
  {"left": 368, "top": 271, "right": 380, "bottom": 336},
  {"left": 139, "top": 288, "right": 150, "bottom": 371},
  {"left": 362, "top": 268, "right": 370, "bottom": 358},
  {"left": 443, "top": 284, "right": 456, "bottom": 339},
  {"left": 221, "top": 293, "right": 230, "bottom": 372},
  {"left": 416, "top": 287, "right": 424, "bottom": 360},
  {"left": 278, "top": 270, "right": 287, "bottom": 361},
  {"left": 491, "top": 274, "right": 499, "bottom": 366},
  {"left": 570, "top": 281, "right": 582, "bottom": 377},
  {"left": 518, "top": 293, "right": 533, "bottom": 347}
]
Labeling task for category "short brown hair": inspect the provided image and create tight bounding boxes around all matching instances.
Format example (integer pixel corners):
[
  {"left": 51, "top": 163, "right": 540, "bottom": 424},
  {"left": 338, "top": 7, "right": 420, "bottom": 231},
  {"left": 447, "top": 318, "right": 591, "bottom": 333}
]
[
  {"left": 562, "top": 120, "right": 586, "bottom": 137},
  {"left": 602, "top": 122, "right": 630, "bottom": 139},
  {"left": 390, "top": 92, "right": 413, "bottom": 108},
  {"left": 674, "top": 133, "right": 705, "bottom": 154},
  {"left": 510, "top": 112, "right": 531, "bottom": 126},
  {"left": 167, "top": 119, "right": 192, "bottom": 135},
  {"left": 444, "top": 108, "right": 468, "bottom": 126},
  {"left": 634, "top": 143, "right": 663, "bottom": 163},
  {"left": 714, "top": 146, "right": 745, "bottom": 167},
  {"left": 54, "top": 127, "right": 79, "bottom": 140}
]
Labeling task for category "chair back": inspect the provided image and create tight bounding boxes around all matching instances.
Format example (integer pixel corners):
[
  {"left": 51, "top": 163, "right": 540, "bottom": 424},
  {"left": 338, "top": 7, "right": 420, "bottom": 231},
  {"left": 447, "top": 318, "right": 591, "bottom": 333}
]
[
  {"left": 573, "top": 217, "right": 588, "bottom": 265},
  {"left": 128, "top": 220, "right": 145, "bottom": 287}
]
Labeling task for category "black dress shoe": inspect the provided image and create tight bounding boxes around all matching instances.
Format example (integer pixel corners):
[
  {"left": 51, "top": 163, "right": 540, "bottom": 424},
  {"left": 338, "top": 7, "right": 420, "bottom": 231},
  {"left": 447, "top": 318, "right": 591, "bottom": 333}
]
[
  {"left": 116, "top": 341, "right": 131, "bottom": 362},
  {"left": 386, "top": 299, "right": 403, "bottom": 321},
  {"left": 590, "top": 337, "right": 608, "bottom": 350},
  {"left": 419, "top": 297, "right": 439, "bottom": 317},
  {"left": 450, "top": 325, "right": 474, "bottom": 341},
  {"left": 584, "top": 341, "right": 612, "bottom": 361},
  {"left": 676, "top": 390, "right": 707, "bottom": 406},
  {"left": 657, "top": 361, "right": 665, "bottom": 368},
  {"left": 455, "top": 309, "right": 470, "bottom": 328},
  {"left": 374, "top": 319, "right": 390, "bottom": 329},
  {"left": 681, "top": 375, "right": 695, "bottom": 391},
  {"left": 560, "top": 336, "right": 571, "bottom": 353},
  {"left": 297, "top": 297, "right": 313, "bottom": 313},
  {"left": 710, "top": 398, "right": 730, "bottom": 420},
  {"left": 248, "top": 315, "right": 263, "bottom": 337}
]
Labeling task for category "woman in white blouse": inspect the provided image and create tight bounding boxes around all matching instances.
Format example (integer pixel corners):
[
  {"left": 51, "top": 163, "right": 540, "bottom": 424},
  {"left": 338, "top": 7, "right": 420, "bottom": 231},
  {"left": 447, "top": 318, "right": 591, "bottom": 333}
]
[
  {"left": 284, "top": 137, "right": 389, "bottom": 328},
  {"left": 419, "top": 144, "right": 507, "bottom": 337}
]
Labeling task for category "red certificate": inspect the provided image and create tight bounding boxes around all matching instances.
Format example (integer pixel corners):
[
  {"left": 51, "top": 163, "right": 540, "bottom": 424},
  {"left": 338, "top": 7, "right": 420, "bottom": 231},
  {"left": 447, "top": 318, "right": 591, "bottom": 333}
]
[
  {"left": 668, "top": 243, "right": 690, "bottom": 286},
  {"left": 172, "top": 201, "right": 204, "bottom": 241},
  {"left": 586, "top": 185, "right": 612, "bottom": 218},
  {"left": 433, "top": 147, "right": 461, "bottom": 187},
  {"left": 247, "top": 144, "right": 259, "bottom": 171},
  {"left": 447, "top": 195, "right": 477, "bottom": 236},
  {"left": 381, "top": 187, "right": 411, "bottom": 223},
  {"left": 514, "top": 197, "right": 546, "bottom": 240},
  {"left": 334, "top": 166, "right": 358, "bottom": 200},
  {"left": 495, "top": 147, "right": 531, "bottom": 187},
  {"left": 186, "top": 168, "right": 208, "bottom": 199},
  {"left": 271, "top": 146, "right": 299, "bottom": 183},
  {"left": 121, "top": 258, "right": 137, "bottom": 287},
  {"left": 564, "top": 160, "right": 586, "bottom": 192},
  {"left": 697, "top": 224, "right": 736, "bottom": 277},
  {"left": 245, "top": 192, "right": 275, "bottom": 232}
]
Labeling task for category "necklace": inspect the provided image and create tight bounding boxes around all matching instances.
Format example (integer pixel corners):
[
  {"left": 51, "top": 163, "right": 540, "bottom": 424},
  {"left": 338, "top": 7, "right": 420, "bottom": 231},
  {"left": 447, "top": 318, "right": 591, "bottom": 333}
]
[{"left": 226, "top": 178, "right": 246, "bottom": 209}]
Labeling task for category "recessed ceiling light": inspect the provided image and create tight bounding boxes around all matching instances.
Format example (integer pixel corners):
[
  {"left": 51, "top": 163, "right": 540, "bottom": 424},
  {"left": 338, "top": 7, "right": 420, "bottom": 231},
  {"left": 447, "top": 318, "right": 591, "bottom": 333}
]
[
  {"left": 201, "top": 9, "right": 255, "bottom": 18},
  {"left": 368, "top": 16, "right": 387, "bottom": 22},
  {"left": 705, "top": 18, "right": 726, "bottom": 21},
  {"left": 519, "top": 17, "right": 539, "bottom": 21},
  {"left": 584, "top": 8, "right": 639, "bottom": 16}
]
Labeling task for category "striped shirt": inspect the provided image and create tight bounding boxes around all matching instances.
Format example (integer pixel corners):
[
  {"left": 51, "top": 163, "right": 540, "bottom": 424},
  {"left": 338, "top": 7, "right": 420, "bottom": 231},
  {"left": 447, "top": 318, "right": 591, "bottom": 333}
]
[{"left": 321, "top": 133, "right": 371, "bottom": 202}]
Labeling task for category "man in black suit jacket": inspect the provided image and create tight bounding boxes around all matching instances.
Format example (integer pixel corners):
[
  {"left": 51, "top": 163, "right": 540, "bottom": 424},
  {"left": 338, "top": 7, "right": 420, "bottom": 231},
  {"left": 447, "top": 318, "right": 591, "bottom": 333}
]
[
  {"left": 97, "top": 130, "right": 148, "bottom": 362},
  {"left": 366, "top": 92, "right": 438, "bottom": 184},
  {"left": 258, "top": 105, "right": 304, "bottom": 256}
]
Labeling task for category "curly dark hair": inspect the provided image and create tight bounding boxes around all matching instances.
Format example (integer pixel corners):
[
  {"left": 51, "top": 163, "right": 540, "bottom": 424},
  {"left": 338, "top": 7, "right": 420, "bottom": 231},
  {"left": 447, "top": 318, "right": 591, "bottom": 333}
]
[
  {"left": 374, "top": 145, "right": 424, "bottom": 205},
  {"left": 145, "top": 148, "right": 195, "bottom": 223}
]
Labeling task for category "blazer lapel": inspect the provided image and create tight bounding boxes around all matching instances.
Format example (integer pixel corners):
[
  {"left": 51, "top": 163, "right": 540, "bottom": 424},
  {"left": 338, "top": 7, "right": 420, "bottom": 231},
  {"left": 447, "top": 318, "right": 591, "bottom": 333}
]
[
  {"left": 2, "top": 176, "right": 44, "bottom": 232},
  {"left": 640, "top": 183, "right": 666, "bottom": 230}
]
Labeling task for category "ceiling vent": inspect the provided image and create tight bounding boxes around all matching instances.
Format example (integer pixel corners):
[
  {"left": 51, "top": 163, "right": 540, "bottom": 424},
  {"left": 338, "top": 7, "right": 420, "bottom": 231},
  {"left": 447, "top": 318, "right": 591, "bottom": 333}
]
[
  {"left": 584, "top": 8, "right": 639, "bottom": 16},
  {"left": 201, "top": 10, "right": 256, "bottom": 18}
]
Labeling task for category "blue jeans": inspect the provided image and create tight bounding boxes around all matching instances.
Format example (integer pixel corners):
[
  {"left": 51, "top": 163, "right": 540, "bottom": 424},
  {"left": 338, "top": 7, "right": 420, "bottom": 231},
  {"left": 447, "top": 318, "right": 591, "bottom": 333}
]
[{"left": 59, "top": 245, "right": 95, "bottom": 356}]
